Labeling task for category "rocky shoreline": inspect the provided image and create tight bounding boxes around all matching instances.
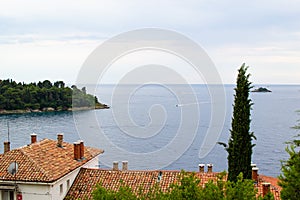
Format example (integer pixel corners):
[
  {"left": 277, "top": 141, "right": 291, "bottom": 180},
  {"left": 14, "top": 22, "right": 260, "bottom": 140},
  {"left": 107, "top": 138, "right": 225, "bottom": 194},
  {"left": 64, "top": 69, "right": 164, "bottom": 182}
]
[{"left": 0, "top": 104, "right": 109, "bottom": 115}]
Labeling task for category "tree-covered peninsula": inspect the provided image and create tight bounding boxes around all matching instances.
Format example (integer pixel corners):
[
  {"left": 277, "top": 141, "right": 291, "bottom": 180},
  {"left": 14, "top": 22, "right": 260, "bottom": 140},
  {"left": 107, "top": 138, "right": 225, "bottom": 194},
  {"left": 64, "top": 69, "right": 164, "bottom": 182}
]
[{"left": 0, "top": 79, "right": 109, "bottom": 114}]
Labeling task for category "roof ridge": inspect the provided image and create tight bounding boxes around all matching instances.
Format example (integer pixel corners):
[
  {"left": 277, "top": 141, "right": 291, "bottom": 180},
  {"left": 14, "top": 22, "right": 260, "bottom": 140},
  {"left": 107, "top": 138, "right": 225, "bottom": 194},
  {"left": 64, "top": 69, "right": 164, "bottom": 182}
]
[
  {"left": 84, "top": 145, "right": 104, "bottom": 157},
  {"left": 258, "top": 175, "right": 281, "bottom": 190},
  {"left": 15, "top": 138, "right": 50, "bottom": 150}
]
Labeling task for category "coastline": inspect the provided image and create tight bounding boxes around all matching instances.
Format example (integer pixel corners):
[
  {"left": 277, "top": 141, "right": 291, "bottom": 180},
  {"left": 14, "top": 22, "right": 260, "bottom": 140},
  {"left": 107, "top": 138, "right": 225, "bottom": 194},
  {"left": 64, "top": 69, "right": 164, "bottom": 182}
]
[{"left": 0, "top": 104, "right": 110, "bottom": 115}]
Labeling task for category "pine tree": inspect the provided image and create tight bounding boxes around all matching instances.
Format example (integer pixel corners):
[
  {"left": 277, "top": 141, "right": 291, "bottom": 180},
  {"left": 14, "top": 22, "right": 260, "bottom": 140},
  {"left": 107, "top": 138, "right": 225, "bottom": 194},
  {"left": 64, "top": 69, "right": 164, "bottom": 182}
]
[{"left": 226, "top": 63, "right": 256, "bottom": 182}]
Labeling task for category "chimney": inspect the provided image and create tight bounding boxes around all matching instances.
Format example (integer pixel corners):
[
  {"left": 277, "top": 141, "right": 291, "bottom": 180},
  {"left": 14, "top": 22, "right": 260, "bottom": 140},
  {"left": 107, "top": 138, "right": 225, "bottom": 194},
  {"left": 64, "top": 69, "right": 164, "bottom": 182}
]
[
  {"left": 79, "top": 140, "right": 84, "bottom": 159},
  {"left": 73, "top": 142, "right": 80, "bottom": 160},
  {"left": 31, "top": 133, "right": 37, "bottom": 144},
  {"left": 262, "top": 182, "right": 271, "bottom": 197},
  {"left": 113, "top": 161, "right": 119, "bottom": 171},
  {"left": 199, "top": 164, "right": 205, "bottom": 173},
  {"left": 122, "top": 161, "right": 128, "bottom": 171},
  {"left": 157, "top": 171, "right": 163, "bottom": 182},
  {"left": 252, "top": 167, "right": 259, "bottom": 183},
  {"left": 207, "top": 164, "right": 213, "bottom": 173},
  {"left": 57, "top": 133, "right": 63, "bottom": 147},
  {"left": 4, "top": 141, "right": 10, "bottom": 153}
]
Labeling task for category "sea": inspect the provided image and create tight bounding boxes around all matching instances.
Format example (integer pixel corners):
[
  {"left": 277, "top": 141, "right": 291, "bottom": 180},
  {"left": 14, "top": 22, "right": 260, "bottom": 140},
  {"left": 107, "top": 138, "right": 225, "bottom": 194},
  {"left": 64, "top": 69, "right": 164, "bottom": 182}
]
[{"left": 0, "top": 84, "right": 299, "bottom": 177}]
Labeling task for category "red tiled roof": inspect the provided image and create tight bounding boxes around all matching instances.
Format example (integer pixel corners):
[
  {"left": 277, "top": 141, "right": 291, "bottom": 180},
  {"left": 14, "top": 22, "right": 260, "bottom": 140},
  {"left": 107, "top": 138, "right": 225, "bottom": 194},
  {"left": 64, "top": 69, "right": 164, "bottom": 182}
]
[
  {"left": 65, "top": 168, "right": 220, "bottom": 200},
  {"left": 258, "top": 175, "right": 282, "bottom": 200},
  {"left": 65, "top": 168, "right": 282, "bottom": 200},
  {"left": 0, "top": 139, "right": 103, "bottom": 183}
]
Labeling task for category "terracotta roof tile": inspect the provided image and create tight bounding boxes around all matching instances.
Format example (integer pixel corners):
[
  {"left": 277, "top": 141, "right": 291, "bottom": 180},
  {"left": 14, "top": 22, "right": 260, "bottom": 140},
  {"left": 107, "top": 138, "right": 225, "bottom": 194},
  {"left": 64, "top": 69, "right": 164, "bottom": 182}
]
[
  {"left": 65, "top": 169, "right": 220, "bottom": 200},
  {"left": 65, "top": 168, "right": 282, "bottom": 200},
  {"left": 0, "top": 139, "right": 103, "bottom": 183},
  {"left": 258, "top": 175, "right": 282, "bottom": 200}
]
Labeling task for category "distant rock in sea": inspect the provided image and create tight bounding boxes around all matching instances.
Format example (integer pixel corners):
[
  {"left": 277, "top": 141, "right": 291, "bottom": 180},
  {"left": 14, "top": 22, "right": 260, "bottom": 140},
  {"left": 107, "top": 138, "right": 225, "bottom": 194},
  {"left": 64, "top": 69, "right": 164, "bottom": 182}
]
[{"left": 252, "top": 87, "right": 272, "bottom": 93}]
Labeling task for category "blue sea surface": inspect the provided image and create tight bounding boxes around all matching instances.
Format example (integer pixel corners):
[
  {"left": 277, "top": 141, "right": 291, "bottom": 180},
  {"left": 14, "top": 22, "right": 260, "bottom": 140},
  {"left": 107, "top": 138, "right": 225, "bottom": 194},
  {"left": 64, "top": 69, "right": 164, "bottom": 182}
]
[{"left": 0, "top": 84, "right": 299, "bottom": 177}]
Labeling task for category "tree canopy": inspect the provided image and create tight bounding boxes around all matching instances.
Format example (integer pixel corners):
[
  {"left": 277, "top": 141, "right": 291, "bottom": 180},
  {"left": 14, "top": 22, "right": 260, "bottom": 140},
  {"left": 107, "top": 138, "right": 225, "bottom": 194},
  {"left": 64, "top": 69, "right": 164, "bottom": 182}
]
[
  {"left": 279, "top": 120, "right": 300, "bottom": 199},
  {"left": 0, "top": 79, "right": 107, "bottom": 112}
]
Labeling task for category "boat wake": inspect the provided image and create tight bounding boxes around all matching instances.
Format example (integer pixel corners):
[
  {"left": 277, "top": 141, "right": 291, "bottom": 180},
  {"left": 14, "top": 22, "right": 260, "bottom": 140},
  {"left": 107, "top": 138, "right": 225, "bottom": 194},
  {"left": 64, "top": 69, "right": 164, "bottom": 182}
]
[{"left": 176, "top": 102, "right": 209, "bottom": 107}]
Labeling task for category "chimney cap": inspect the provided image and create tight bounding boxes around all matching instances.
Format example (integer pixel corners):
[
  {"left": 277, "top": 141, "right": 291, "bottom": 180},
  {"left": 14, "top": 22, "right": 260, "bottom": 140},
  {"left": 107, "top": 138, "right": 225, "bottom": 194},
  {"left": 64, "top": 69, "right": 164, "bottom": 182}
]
[
  {"left": 31, "top": 133, "right": 37, "bottom": 144},
  {"left": 252, "top": 167, "right": 259, "bottom": 171},
  {"left": 207, "top": 163, "right": 213, "bottom": 167},
  {"left": 199, "top": 164, "right": 205, "bottom": 167},
  {"left": 262, "top": 182, "right": 271, "bottom": 186},
  {"left": 57, "top": 133, "right": 64, "bottom": 136}
]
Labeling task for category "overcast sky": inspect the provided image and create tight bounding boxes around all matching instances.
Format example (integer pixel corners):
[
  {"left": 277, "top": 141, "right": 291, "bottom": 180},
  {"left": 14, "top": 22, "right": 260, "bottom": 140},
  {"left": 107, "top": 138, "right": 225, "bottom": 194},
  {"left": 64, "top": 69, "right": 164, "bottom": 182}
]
[{"left": 0, "top": 0, "right": 299, "bottom": 84}]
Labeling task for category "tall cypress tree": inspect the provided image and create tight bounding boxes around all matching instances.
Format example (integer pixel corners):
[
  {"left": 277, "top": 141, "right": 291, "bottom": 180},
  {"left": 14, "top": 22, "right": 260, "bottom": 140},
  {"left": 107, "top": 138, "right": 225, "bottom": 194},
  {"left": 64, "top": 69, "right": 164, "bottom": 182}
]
[{"left": 227, "top": 63, "right": 255, "bottom": 182}]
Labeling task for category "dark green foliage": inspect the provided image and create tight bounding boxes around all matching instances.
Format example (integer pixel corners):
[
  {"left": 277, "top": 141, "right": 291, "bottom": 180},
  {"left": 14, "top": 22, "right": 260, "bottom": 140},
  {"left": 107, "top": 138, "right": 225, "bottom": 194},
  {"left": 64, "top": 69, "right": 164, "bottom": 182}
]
[
  {"left": 92, "top": 171, "right": 261, "bottom": 200},
  {"left": 225, "top": 173, "right": 257, "bottom": 200},
  {"left": 167, "top": 171, "right": 202, "bottom": 199},
  {"left": 0, "top": 79, "right": 103, "bottom": 112},
  {"left": 225, "top": 64, "right": 255, "bottom": 182},
  {"left": 72, "top": 85, "right": 97, "bottom": 108},
  {"left": 92, "top": 182, "right": 138, "bottom": 200},
  {"left": 260, "top": 192, "right": 275, "bottom": 200},
  {"left": 138, "top": 183, "right": 165, "bottom": 200},
  {"left": 279, "top": 133, "right": 300, "bottom": 200}
]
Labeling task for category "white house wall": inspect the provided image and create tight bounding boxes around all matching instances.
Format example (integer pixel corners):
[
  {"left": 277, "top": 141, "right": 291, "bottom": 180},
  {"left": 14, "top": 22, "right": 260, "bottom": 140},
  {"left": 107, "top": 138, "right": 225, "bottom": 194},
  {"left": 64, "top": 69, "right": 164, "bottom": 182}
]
[
  {"left": 49, "top": 156, "right": 99, "bottom": 200},
  {"left": 17, "top": 184, "right": 52, "bottom": 200}
]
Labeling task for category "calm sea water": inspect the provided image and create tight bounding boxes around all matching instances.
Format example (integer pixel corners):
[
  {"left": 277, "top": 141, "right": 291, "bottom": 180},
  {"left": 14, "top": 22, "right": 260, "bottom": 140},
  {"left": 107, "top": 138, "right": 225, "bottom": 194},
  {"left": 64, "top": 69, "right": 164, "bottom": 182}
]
[{"left": 0, "top": 84, "right": 299, "bottom": 177}]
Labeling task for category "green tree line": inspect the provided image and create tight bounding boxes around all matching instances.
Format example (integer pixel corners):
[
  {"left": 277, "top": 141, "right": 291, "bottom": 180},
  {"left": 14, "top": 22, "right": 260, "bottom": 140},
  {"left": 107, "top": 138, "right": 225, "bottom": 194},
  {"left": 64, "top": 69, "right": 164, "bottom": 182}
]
[{"left": 0, "top": 79, "right": 107, "bottom": 111}]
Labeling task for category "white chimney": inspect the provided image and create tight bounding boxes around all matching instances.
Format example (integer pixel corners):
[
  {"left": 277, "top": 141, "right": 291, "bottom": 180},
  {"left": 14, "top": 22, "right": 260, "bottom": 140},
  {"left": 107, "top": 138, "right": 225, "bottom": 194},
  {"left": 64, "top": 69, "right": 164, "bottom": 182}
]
[
  {"left": 207, "top": 164, "right": 213, "bottom": 173},
  {"left": 199, "top": 164, "right": 205, "bottom": 173},
  {"left": 113, "top": 161, "right": 119, "bottom": 171},
  {"left": 57, "top": 133, "right": 63, "bottom": 147},
  {"left": 122, "top": 161, "right": 128, "bottom": 171}
]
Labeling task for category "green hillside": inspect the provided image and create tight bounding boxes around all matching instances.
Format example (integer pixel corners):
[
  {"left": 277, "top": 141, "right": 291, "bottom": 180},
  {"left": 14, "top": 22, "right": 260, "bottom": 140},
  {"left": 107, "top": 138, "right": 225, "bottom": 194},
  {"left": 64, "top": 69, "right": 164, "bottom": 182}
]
[{"left": 0, "top": 79, "right": 108, "bottom": 113}]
